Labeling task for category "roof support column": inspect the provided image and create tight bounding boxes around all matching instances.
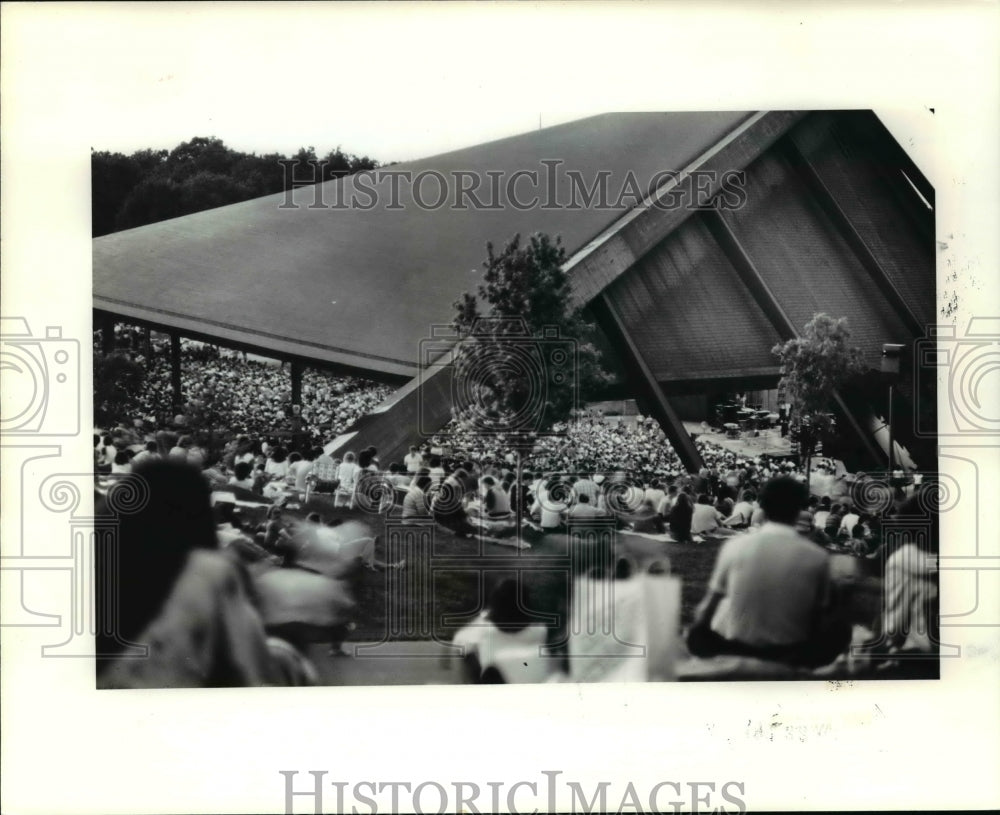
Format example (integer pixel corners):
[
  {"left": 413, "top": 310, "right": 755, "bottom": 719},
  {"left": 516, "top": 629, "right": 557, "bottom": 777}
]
[
  {"left": 590, "top": 293, "right": 704, "bottom": 474},
  {"left": 99, "top": 312, "right": 115, "bottom": 355},
  {"left": 170, "top": 332, "right": 183, "bottom": 413},
  {"left": 290, "top": 360, "right": 304, "bottom": 406}
]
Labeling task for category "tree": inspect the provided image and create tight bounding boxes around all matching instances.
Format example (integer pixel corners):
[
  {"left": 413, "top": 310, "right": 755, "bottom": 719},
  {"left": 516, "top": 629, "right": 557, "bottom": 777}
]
[
  {"left": 115, "top": 176, "right": 186, "bottom": 231},
  {"left": 93, "top": 137, "right": 380, "bottom": 236},
  {"left": 772, "top": 313, "right": 866, "bottom": 479},
  {"left": 451, "top": 232, "right": 612, "bottom": 455},
  {"left": 94, "top": 353, "right": 146, "bottom": 426},
  {"left": 166, "top": 136, "right": 235, "bottom": 180},
  {"left": 91, "top": 149, "right": 168, "bottom": 237}
]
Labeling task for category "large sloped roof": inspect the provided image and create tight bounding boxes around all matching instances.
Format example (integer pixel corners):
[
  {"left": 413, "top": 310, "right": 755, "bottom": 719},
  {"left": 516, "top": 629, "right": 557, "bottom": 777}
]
[
  {"left": 604, "top": 110, "right": 935, "bottom": 386},
  {"left": 93, "top": 111, "right": 752, "bottom": 377}
]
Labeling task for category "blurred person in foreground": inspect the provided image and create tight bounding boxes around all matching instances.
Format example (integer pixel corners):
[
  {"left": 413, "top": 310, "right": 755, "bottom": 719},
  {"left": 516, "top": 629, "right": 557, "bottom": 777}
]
[
  {"left": 96, "top": 459, "right": 282, "bottom": 688},
  {"left": 686, "top": 476, "right": 850, "bottom": 669},
  {"left": 256, "top": 518, "right": 402, "bottom": 657},
  {"left": 854, "top": 493, "right": 939, "bottom": 677}
]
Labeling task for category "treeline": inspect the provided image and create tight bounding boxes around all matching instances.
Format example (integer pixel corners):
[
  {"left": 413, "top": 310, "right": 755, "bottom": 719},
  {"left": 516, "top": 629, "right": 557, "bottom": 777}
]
[{"left": 92, "top": 136, "right": 379, "bottom": 236}]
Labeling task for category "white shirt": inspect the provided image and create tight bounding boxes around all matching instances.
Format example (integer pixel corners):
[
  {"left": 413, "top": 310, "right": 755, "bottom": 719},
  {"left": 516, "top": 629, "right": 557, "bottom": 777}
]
[
  {"left": 839, "top": 513, "right": 860, "bottom": 537},
  {"left": 336, "top": 461, "right": 360, "bottom": 492},
  {"left": 265, "top": 458, "right": 288, "bottom": 479},
  {"left": 724, "top": 500, "right": 756, "bottom": 527},
  {"left": 656, "top": 494, "right": 677, "bottom": 516},
  {"left": 404, "top": 453, "right": 424, "bottom": 473},
  {"left": 691, "top": 503, "right": 723, "bottom": 534},
  {"left": 708, "top": 522, "right": 830, "bottom": 647},
  {"left": 290, "top": 460, "right": 313, "bottom": 491}
]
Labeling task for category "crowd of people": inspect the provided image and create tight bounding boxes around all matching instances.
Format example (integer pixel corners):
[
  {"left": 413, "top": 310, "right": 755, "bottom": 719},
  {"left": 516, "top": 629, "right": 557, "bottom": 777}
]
[
  {"left": 94, "top": 400, "right": 937, "bottom": 687},
  {"left": 96, "top": 332, "right": 394, "bottom": 446},
  {"left": 93, "top": 331, "right": 936, "bottom": 687}
]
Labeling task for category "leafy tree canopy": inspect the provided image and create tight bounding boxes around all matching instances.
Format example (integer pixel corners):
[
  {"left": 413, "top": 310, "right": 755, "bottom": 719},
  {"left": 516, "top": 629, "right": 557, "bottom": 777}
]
[
  {"left": 772, "top": 313, "right": 867, "bottom": 412},
  {"left": 451, "top": 232, "right": 612, "bottom": 442},
  {"left": 92, "top": 137, "right": 379, "bottom": 237},
  {"left": 772, "top": 313, "right": 867, "bottom": 471}
]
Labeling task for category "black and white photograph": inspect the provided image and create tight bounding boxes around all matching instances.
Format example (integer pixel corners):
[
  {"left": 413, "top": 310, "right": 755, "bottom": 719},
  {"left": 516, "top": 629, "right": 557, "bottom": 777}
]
[
  {"left": 90, "top": 108, "right": 941, "bottom": 688},
  {"left": 2, "top": 3, "right": 998, "bottom": 814}
]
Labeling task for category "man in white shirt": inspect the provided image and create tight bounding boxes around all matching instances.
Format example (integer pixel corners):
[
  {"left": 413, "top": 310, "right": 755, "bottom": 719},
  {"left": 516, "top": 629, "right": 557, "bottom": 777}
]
[
  {"left": 404, "top": 446, "right": 424, "bottom": 474},
  {"left": 691, "top": 494, "right": 724, "bottom": 535},
  {"left": 428, "top": 456, "right": 446, "bottom": 485},
  {"left": 838, "top": 507, "right": 861, "bottom": 539},
  {"left": 687, "top": 476, "right": 849, "bottom": 668},
  {"left": 643, "top": 480, "right": 667, "bottom": 511},
  {"left": 289, "top": 450, "right": 315, "bottom": 493},
  {"left": 723, "top": 491, "right": 757, "bottom": 528},
  {"left": 567, "top": 493, "right": 604, "bottom": 521},
  {"left": 656, "top": 485, "right": 679, "bottom": 518}
]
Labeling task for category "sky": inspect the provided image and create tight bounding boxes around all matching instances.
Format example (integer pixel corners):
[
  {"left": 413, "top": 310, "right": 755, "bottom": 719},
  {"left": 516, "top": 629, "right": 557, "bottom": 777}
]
[{"left": 1, "top": 3, "right": 950, "bottom": 174}]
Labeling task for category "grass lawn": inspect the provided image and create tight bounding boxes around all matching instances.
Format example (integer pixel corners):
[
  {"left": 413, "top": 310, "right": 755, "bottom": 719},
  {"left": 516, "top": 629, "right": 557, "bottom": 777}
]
[
  {"left": 278, "top": 496, "right": 738, "bottom": 645},
  {"left": 262, "top": 495, "right": 885, "bottom": 655}
]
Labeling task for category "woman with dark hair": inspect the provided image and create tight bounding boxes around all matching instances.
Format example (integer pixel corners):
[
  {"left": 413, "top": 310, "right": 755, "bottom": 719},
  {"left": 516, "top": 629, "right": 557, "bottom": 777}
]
[
  {"left": 233, "top": 435, "right": 256, "bottom": 467},
  {"left": 96, "top": 459, "right": 277, "bottom": 688},
  {"left": 111, "top": 449, "right": 133, "bottom": 474},
  {"left": 669, "top": 493, "right": 694, "bottom": 543},
  {"left": 452, "top": 578, "right": 549, "bottom": 683},
  {"left": 229, "top": 461, "right": 254, "bottom": 491},
  {"left": 96, "top": 434, "right": 117, "bottom": 474},
  {"left": 431, "top": 468, "right": 477, "bottom": 537},
  {"left": 265, "top": 446, "right": 289, "bottom": 480}
]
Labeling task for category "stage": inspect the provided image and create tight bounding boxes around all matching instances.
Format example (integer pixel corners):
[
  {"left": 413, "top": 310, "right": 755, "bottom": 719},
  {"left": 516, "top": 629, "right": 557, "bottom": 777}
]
[{"left": 684, "top": 422, "right": 794, "bottom": 459}]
